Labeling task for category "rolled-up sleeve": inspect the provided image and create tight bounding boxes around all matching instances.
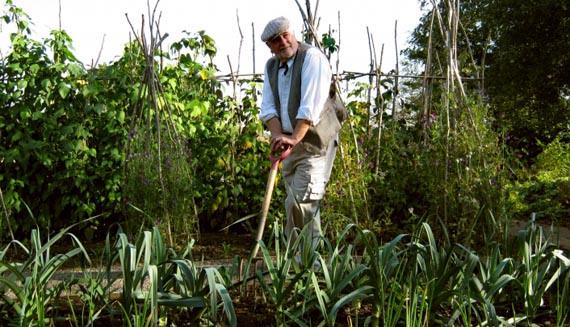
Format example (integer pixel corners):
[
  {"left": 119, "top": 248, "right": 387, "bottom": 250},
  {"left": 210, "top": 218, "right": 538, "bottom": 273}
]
[
  {"left": 296, "top": 48, "right": 332, "bottom": 125},
  {"left": 259, "top": 68, "right": 279, "bottom": 124}
]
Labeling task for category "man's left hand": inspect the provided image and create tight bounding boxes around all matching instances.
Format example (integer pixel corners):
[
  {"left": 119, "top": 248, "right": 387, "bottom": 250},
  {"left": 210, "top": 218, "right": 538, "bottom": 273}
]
[
  {"left": 271, "top": 134, "right": 299, "bottom": 153},
  {"left": 270, "top": 119, "right": 311, "bottom": 153}
]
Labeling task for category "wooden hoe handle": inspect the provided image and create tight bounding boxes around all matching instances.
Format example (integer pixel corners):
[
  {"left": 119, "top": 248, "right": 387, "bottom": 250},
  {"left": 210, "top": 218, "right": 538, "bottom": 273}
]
[{"left": 251, "top": 147, "right": 292, "bottom": 259}]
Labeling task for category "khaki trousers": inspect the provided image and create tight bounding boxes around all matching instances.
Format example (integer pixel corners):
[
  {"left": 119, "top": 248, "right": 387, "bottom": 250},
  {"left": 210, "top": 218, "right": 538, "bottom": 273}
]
[{"left": 281, "top": 138, "right": 337, "bottom": 247}]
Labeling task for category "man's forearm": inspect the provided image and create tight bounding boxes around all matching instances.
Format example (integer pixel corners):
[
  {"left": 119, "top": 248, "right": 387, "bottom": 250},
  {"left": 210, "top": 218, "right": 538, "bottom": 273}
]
[
  {"left": 291, "top": 119, "right": 311, "bottom": 143},
  {"left": 265, "top": 117, "right": 283, "bottom": 138}
]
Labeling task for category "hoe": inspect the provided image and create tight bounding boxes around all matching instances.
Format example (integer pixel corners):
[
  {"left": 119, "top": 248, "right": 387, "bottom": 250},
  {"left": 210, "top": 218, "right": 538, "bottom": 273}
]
[{"left": 251, "top": 146, "right": 291, "bottom": 258}]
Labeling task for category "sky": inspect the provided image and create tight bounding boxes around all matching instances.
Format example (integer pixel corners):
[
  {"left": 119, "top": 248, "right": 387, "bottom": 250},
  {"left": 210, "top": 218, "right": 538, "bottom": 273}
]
[{"left": 1, "top": 0, "right": 423, "bottom": 75}]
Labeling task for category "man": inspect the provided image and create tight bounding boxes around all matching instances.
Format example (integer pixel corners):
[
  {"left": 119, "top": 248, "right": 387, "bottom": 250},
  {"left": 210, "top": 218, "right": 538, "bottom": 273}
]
[{"left": 259, "top": 16, "right": 338, "bottom": 248}]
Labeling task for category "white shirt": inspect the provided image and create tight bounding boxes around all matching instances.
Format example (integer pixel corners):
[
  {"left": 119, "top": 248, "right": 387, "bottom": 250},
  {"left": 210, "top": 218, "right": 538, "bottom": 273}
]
[{"left": 259, "top": 47, "right": 332, "bottom": 134}]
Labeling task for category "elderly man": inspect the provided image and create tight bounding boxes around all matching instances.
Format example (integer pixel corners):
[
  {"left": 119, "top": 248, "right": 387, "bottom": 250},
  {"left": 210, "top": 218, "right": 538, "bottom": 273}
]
[{"left": 259, "top": 16, "right": 338, "bottom": 248}]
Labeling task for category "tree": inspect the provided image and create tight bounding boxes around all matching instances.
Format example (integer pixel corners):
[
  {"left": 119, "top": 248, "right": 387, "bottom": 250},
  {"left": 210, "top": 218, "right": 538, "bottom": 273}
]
[{"left": 405, "top": 0, "right": 570, "bottom": 160}]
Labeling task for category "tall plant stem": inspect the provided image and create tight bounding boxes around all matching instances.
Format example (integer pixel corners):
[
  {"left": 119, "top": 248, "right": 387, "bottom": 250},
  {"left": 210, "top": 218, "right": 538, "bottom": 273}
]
[
  {"left": 0, "top": 183, "right": 14, "bottom": 241},
  {"left": 334, "top": 11, "right": 366, "bottom": 222},
  {"left": 335, "top": 11, "right": 341, "bottom": 74},
  {"left": 422, "top": 9, "right": 436, "bottom": 142},
  {"left": 124, "top": 1, "right": 206, "bottom": 245},
  {"left": 146, "top": 0, "right": 172, "bottom": 246},
  {"left": 444, "top": 4, "right": 452, "bottom": 226},
  {"left": 293, "top": 0, "right": 367, "bottom": 216},
  {"left": 338, "top": 142, "right": 359, "bottom": 223},
  {"left": 429, "top": 0, "right": 453, "bottom": 224},
  {"left": 149, "top": 69, "right": 171, "bottom": 246}
]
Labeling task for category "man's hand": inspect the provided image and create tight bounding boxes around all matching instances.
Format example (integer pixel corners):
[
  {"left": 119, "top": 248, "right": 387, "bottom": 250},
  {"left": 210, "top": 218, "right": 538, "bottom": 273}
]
[
  {"left": 266, "top": 118, "right": 311, "bottom": 155},
  {"left": 271, "top": 119, "right": 311, "bottom": 153},
  {"left": 270, "top": 134, "right": 298, "bottom": 153}
]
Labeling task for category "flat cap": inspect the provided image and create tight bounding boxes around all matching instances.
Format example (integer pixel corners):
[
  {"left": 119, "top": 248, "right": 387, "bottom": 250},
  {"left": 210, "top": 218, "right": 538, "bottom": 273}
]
[{"left": 261, "top": 16, "right": 290, "bottom": 42}]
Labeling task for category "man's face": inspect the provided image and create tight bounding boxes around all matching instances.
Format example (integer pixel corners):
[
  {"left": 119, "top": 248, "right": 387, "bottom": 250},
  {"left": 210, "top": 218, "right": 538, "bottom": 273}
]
[{"left": 267, "top": 31, "right": 298, "bottom": 62}]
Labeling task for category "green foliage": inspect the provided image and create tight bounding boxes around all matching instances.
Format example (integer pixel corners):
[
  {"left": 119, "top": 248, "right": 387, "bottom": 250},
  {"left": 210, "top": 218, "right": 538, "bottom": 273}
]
[
  {"left": 121, "top": 29, "right": 274, "bottom": 234},
  {"left": 323, "top": 80, "right": 385, "bottom": 233},
  {"left": 254, "top": 222, "right": 313, "bottom": 326},
  {"left": 510, "top": 221, "right": 568, "bottom": 321},
  {"left": 311, "top": 225, "right": 371, "bottom": 326},
  {"left": 186, "top": 84, "right": 274, "bottom": 231},
  {"left": 424, "top": 99, "right": 509, "bottom": 243},
  {"left": 320, "top": 32, "right": 338, "bottom": 60},
  {"left": 123, "top": 138, "right": 198, "bottom": 236},
  {"left": 0, "top": 218, "right": 567, "bottom": 325},
  {"left": 108, "top": 227, "right": 236, "bottom": 326},
  {"left": 251, "top": 219, "right": 569, "bottom": 326},
  {"left": 534, "top": 136, "right": 570, "bottom": 182},
  {"left": 0, "top": 2, "right": 273, "bottom": 239},
  {"left": 486, "top": 0, "right": 570, "bottom": 157},
  {"left": 0, "top": 2, "right": 128, "bottom": 237},
  {"left": 321, "top": 33, "right": 337, "bottom": 54},
  {"left": 507, "top": 135, "right": 570, "bottom": 223},
  {"left": 344, "top": 78, "right": 510, "bottom": 244},
  {"left": 0, "top": 224, "right": 90, "bottom": 326}
]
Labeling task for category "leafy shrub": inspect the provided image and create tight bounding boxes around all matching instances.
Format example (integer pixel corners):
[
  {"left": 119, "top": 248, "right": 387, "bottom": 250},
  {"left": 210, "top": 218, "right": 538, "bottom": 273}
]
[
  {"left": 507, "top": 135, "right": 570, "bottom": 223},
  {"left": 0, "top": 3, "right": 274, "bottom": 240},
  {"left": 0, "top": 3, "right": 127, "bottom": 238}
]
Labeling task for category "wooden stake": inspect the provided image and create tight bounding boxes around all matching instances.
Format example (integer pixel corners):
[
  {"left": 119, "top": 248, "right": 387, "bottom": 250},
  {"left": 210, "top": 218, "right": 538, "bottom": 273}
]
[
  {"left": 252, "top": 22, "right": 256, "bottom": 76},
  {"left": 374, "top": 42, "right": 385, "bottom": 177},
  {"left": 392, "top": 20, "right": 399, "bottom": 121},
  {"left": 367, "top": 27, "right": 377, "bottom": 136}
]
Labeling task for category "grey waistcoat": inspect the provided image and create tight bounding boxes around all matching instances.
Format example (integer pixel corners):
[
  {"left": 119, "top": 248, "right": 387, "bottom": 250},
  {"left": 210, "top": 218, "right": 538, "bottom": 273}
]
[
  {"left": 266, "top": 42, "right": 310, "bottom": 129},
  {"left": 265, "top": 43, "right": 339, "bottom": 154}
]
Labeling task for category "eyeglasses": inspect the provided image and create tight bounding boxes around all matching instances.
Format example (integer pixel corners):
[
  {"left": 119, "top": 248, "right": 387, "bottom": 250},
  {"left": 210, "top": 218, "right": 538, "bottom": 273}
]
[{"left": 267, "top": 31, "right": 290, "bottom": 45}]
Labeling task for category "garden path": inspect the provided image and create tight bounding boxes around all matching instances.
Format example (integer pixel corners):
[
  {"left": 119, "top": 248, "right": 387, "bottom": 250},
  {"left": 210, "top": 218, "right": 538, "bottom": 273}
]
[{"left": 510, "top": 219, "right": 570, "bottom": 250}]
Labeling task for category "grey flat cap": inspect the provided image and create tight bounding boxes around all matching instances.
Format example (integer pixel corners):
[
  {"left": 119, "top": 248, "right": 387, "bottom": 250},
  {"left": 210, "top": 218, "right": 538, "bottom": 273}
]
[{"left": 261, "top": 16, "right": 290, "bottom": 42}]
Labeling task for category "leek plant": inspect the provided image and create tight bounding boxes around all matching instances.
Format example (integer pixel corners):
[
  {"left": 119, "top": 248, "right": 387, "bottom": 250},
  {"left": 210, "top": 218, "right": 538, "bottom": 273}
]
[
  {"left": 110, "top": 227, "right": 235, "bottom": 326},
  {"left": 555, "top": 264, "right": 569, "bottom": 326},
  {"left": 404, "top": 284, "right": 430, "bottom": 327},
  {"left": 466, "top": 246, "right": 516, "bottom": 324},
  {"left": 65, "top": 229, "right": 120, "bottom": 326},
  {"left": 202, "top": 267, "right": 236, "bottom": 326},
  {"left": 310, "top": 225, "right": 372, "bottom": 326},
  {"left": 0, "top": 226, "right": 90, "bottom": 326},
  {"left": 408, "top": 223, "right": 461, "bottom": 324},
  {"left": 512, "top": 221, "right": 569, "bottom": 321},
  {"left": 358, "top": 229, "right": 407, "bottom": 327},
  {"left": 217, "top": 255, "right": 242, "bottom": 286},
  {"left": 255, "top": 221, "right": 311, "bottom": 326},
  {"left": 66, "top": 271, "right": 111, "bottom": 327},
  {"left": 447, "top": 247, "right": 479, "bottom": 326},
  {"left": 118, "top": 284, "right": 155, "bottom": 327}
]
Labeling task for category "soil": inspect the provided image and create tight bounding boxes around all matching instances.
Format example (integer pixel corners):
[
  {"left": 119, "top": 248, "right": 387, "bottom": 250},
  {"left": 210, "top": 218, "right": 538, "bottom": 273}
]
[
  {"left": 190, "top": 218, "right": 570, "bottom": 257},
  {"left": 192, "top": 231, "right": 254, "bottom": 261}
]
